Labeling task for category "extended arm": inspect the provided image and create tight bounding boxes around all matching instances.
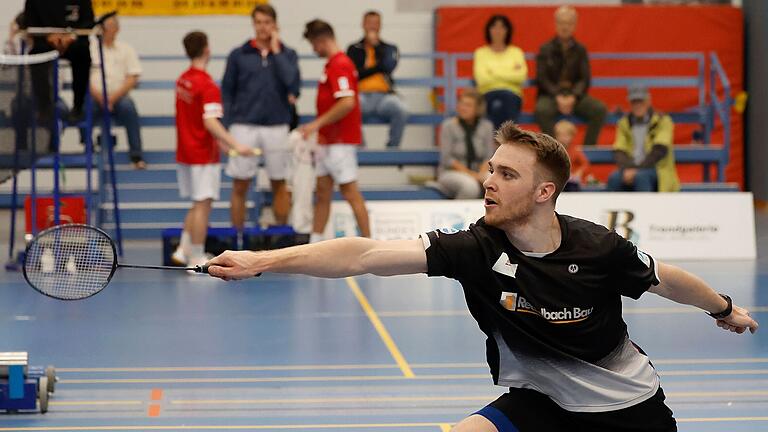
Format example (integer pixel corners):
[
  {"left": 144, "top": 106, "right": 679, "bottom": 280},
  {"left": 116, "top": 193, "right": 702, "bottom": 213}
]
[
  {"left": 206, "top": 237, "right": 428, "bottom": 280},
  {"left": 649, "top": 262, "right": 759, "bottom": 334}
]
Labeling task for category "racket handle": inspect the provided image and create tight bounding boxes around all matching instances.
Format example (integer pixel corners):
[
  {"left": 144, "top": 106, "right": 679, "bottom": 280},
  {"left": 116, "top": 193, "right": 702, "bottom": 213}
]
[{"left": 195, "top": 264, "right": 262, "bottom": 277}]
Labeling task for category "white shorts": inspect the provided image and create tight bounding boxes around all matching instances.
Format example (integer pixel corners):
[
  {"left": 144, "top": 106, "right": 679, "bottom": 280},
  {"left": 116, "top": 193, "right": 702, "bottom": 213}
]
[
  {"left": 177, "top": 163, "right": 221, "bottom": 201},
  {"left": 314, "top": 144, "right": 358, "bottom": 185},
  {"left": 225, "top": 123, "right": 290, "bottom": 180}
]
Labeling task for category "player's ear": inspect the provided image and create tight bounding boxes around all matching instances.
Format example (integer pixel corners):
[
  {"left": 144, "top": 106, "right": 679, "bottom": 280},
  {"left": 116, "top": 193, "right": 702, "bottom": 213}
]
[{"left": 535, "top": 181, "right": 557, "bottom": 203}]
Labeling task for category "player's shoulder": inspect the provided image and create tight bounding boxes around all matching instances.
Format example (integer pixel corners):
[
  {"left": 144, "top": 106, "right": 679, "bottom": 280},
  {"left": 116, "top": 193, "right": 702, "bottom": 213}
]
[
  {"left": 331, "top": 52, "right": 356, "bottom": 69},
  {"left": 559, "top": 213, "right": 624, "bottom": 253},
  {"left": 114, "top": 40, "right": 136, "bottom": 53}
]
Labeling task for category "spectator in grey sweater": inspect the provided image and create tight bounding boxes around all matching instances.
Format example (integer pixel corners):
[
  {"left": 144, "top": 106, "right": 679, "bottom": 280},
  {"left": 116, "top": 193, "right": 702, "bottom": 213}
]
[{"left": 430, "top": 89, "right": 496, "bottom": 199}]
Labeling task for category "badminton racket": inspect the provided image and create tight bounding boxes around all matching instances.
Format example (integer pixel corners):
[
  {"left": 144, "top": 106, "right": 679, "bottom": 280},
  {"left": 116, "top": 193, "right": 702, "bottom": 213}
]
[{"left": 23, "top": 224, "right": 209, "bottom": 301}]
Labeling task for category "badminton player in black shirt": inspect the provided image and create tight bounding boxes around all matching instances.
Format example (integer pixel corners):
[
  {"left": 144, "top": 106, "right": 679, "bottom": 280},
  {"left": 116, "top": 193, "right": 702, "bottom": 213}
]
[{"left": 207, "top": 122, "right": 758, "bottom": 432}]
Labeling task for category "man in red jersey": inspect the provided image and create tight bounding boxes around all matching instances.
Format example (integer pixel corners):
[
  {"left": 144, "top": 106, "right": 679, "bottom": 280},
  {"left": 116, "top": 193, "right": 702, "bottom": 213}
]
[
  {"left": 174, "top": 31, "right": 250, "bottom": 268},
  {"left": 300, "top": 19, "right": 370, "bottom": 242}
]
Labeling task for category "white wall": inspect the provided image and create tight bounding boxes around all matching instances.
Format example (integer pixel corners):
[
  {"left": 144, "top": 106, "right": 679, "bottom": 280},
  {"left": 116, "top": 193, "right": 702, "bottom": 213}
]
[{"left": 1, "top": 0, "right": 436, "bottom": 155}]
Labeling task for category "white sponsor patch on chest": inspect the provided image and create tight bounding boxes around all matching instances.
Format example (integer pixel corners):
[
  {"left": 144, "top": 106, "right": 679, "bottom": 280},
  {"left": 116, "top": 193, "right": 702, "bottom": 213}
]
[{"left": 492, "top": 252, "right": 518, "bottom": 278}]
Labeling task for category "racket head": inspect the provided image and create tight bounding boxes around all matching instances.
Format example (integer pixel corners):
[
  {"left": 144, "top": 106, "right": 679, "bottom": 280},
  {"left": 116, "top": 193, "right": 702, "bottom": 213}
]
[{"left": 23, "top": 224, "right": 118, "bottom": 301}]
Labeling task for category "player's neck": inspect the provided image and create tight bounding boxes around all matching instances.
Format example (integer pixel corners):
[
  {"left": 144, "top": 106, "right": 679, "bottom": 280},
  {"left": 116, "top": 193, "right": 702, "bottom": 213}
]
[
  {"left": 253, "top": 37, "right": 269, "bottom": 50},
  {"left": 190, "top": 58, "right": 207, "bottom": 70},
  {"left": 326, "top": 42, "right": 340, "bottom": 58},
  {"left": 504, "top": 212, "right": 561, "bottom": 254}
]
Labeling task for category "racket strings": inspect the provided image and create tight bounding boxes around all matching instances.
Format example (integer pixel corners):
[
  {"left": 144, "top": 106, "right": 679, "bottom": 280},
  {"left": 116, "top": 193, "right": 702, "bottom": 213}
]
[{"left": 25, "top": 225, "right": 115, "bottom": 300}]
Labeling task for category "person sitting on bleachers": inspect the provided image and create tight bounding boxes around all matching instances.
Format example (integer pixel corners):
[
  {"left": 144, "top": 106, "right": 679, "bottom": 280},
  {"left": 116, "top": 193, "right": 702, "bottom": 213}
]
[
  {"left": 89, "top": 13, "right": 146, "bottom": 169},
  {"left": 346, "top": 10, "right": 408, "bottom": 148},
  {"left": 554, "top": 119, "right": 590, "bottom": 191},
  {"left": 473, "top": 14, "right": 527, "bottom": 130},
  {"left": 607, "top": 84, "right": 679, "bottom": 192},
  {"left": 25, "top": 0, "right": 93, "bottom": 124},
  {"left": 429, "top": 89, "right": 495, "bottom": 199},
  {"left": 534, "top": 5, "right": 606, "bottom": 146}
]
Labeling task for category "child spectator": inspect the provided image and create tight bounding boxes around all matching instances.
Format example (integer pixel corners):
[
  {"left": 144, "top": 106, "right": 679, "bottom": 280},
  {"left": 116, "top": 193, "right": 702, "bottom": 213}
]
[{"left": 554, "top": 119, "right": 590, "bottom": 191}]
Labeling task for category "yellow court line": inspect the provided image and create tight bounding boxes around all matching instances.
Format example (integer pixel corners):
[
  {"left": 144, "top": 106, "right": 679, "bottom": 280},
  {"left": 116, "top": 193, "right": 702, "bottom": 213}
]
[
  {"left": 54, "top": 359, "right": 768, "bottom": 374},
  {"left": 60, "top": 374, "right": 486, "bottom": 385},
  {"left": 46, "top": 391, "right": 768, "bottom": 410},
  {"left": 171, "top": 395, "right": 492, "bottom": 405},
  {"left": 346, "top": 276, "right": 414, "bottom": 378},
  {"left": 169, "top": 390, "right": 768, "bottom": 405},
  {"left": 58, "top": 368, "right": 768, "bottom": 384},
  {"left": 655, "top": 358, "right": 768, "bottom": 365},
  {"left": 0, "top": 423, "right": 449, "bottom": 431},
  {"left": 667, "top": 390, "right": 768, "bottom": 397},
  {"left": 49, "top": 401, "right": 143, "bottom": 406},
  {"left": 660, "top": 369, "right": 768, "bottom": 376},
  {"left": 678, "top": 417, "right": 768, "bottom": 423},
  {"left": 58, "top": 364, "right": 398, "bottom": 373},
  {"left": 2, "top": 418, "right": 768, "bottom": 431},
  {"left": 624, "top": 306, "right": 768, "bottom": 314}
]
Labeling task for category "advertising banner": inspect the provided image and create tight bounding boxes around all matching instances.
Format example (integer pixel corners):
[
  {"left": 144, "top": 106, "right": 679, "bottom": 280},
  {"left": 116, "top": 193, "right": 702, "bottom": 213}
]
[{"left": 324, "top": 193, "right": 756, "bottom": 260}]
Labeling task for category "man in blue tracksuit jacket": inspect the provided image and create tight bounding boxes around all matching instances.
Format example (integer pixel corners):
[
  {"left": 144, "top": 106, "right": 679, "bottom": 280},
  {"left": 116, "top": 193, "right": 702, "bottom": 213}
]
[{"left": 221, "top": 3, "right": 300, "bottom": 229}]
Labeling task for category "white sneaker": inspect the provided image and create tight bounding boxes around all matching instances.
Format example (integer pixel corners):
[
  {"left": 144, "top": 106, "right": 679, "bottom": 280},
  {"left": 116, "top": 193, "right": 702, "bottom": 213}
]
[{"left": 171, "top": 247, "right": 187, "bottom": 266}]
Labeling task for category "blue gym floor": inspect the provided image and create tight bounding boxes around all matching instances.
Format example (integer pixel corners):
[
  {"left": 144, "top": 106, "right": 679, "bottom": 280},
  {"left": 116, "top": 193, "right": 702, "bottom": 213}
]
[{"left": 1, "top": 214, "right": 768, "bottom": 431}]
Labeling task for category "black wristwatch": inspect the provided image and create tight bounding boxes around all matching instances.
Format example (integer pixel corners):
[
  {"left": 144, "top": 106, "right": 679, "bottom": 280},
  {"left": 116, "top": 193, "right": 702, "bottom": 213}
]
[{"left": 707, "top": 294, "right": 733, "bottom": 319}]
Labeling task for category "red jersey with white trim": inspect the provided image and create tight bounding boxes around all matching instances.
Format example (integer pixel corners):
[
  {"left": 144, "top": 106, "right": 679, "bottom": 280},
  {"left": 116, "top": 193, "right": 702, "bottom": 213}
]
[
  {"left": 175, "top": 67, "right": 223, "bottom": 164},
  {"left": 316, "top": 52, "right": 362, "bottom": 145}
]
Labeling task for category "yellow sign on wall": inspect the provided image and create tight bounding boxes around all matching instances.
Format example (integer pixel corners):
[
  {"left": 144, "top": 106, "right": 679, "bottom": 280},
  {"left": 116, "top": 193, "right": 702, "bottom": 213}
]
[{"left": 93, "top": 0, "right": 264, "bottom": 16}]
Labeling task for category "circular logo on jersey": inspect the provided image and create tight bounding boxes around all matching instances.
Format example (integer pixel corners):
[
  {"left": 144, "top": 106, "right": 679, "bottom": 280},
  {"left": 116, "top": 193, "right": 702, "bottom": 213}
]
[
  {"left": 568, "top": 264, "right": 579, "bottom": 274},
  {"left": 437, "top": 227, "right": 460, "bottom": 235}
]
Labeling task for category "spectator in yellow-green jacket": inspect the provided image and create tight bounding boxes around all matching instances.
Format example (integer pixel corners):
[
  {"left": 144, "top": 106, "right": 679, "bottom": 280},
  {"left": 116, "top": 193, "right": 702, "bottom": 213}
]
[
  {"left": 473, "top": 15, "right": 527, "bottom": 129},
  {"left": 607, "top": 84, "right": 680, "bottom": 192}
]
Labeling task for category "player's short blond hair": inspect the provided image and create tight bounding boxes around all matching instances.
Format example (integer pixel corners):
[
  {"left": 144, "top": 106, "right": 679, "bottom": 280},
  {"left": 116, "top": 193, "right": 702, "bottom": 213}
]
[{"left": 495, "top": 122, "right": 571, "bottom": 201}]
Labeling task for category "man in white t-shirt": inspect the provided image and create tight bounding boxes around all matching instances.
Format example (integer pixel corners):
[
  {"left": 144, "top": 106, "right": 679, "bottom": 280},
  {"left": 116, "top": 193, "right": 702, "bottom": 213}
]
[{"left": 89, "top": 14, "right": 145, "bottom": 169}]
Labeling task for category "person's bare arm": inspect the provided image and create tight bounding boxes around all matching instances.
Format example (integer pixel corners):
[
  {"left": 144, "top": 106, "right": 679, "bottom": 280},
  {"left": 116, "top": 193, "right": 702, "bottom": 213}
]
[
  {"left": 299, "top": 96, "right": 355, "bottom": 138},
  {"left": 203, "top": 117, "right": 251, "bottom": 156},
  {"left": 207, "top": 237, "right": 427, "bottom": 280},
  {"left": 649, "top": 262, "right": 759, "bottom": 334}
]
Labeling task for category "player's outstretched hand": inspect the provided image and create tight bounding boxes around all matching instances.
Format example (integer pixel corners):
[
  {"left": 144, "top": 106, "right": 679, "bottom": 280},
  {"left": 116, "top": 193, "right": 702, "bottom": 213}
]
[
  {"left": 717, "top": 304, "right": 759, "bottom": 334},
  {"left": 206, "top": 250, "right": 264, "bottom": 281}
]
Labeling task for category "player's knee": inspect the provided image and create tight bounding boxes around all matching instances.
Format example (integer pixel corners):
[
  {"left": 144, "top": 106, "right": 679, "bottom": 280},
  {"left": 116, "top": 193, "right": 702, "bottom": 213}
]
[
  {"left": 339, "top": 184, "right": 362, "bottom": 201},
  {"left": 315, "top": 185, "right": 333, "bottom": 200}
]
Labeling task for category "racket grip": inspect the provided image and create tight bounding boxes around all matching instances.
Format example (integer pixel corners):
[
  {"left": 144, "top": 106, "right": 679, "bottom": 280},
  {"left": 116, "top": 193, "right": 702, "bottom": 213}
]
[{"left": 195, "top": 265, "right": 262, "bottom": 277}]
